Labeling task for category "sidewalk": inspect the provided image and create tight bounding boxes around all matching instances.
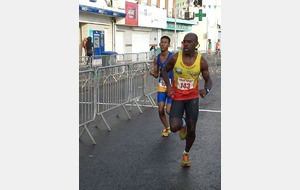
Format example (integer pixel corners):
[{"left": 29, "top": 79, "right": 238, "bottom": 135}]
[{"left": 79, "top": 63, "right": 221, "bottom": 190}]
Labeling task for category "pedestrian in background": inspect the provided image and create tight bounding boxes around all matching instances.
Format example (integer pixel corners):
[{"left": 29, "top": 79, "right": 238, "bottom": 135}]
[
  {"left": 162, "top": 32, "right": 212, "bottom": 167},
  {"left": 207, "top": 39, "right": 212, "bottom": 55},
  {"left": 85, "top": 36, "right": 93, "bottom": 67},
  {"left": 216, "top": 39, "right": 221, "bottom": 57},
  {"left": 82, "top": 37, "right": 87, "bottom": 56},
  {"left": 150, "top": 45, "right": 156, "bottom": 59}
]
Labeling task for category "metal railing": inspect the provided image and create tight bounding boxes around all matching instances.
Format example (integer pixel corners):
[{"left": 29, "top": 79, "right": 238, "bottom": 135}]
[
  {"left": 79, "top": 69, "right": 97, "bottom": 144},
  {"left": 79, "top": 61, "right": 158, "bottom": 144},
  {"left": 94, "top": 64, "right": 132, "bottom": 132},
  {"left": 79, "top": 52, "right": 221, "bottom": 144}
]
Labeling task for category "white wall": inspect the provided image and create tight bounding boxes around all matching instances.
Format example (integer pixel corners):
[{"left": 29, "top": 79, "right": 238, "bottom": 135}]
[
  {"left": 190, "top": 3, "right": 221, "bottom": 52},
  {"left": 116, "top": 31, "right": 125, "bottom": 54},
  {"left": 132, "top": 31, "right": 150, "bottom": 53},
  {"left": 149, "top": 29, "right": 159, "bottom": 45},
  {"left": 79, "top": 0, "right": 108, "bottom": 8}
]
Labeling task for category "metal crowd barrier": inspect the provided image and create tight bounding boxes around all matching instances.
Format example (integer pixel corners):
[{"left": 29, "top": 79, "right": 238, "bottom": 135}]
[
  {"left": 206, "top": 51, "right": 221, "bottom": 77},
  {"left": 79, "top": 51, "right": 221, "bottom": 144},
  {"left": 94, "top": 64, "right": 131, "bottom": 132},
  {"left": 79, "top": 61, "right": 159, "bottom": 144},
  {"left": 79, "top": 52, "right": 152, "bottom": 69},
  {"left": 127, "top": 61, "right": 157, "bottom": 114},
  {"left": 197, "top": 51, "right": 221, "bottom": 78},
  {"left": 79, "top": 69, "right": 97, "bottom": 144},
  {"left": 143, "top": 62, "right": 157, "bottom": 107},
  {"left": 79, "top": 56, "right": 88, "bottom": 71},
  {"left": 80, "top": 51, "right": 220, "bottom": 75}
]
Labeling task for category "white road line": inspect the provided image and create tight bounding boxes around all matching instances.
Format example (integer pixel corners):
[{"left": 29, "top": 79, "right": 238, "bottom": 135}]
[
  {"left": 146, "top": 106, "right": 221, "bottom": 113},
  {"left": 199, "top": 109, "right": 221, "bottom": 113}
]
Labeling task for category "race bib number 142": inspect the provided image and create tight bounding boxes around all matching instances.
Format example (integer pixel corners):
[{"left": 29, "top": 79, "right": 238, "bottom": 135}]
[{"left": 159, "top": 77, "right": 171, "bottom": 88}]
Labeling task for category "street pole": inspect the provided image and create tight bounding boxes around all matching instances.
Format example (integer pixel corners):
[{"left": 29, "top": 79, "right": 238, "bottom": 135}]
[
  {"left": 206, "top": 16, "right": 208, "bottom": 52},
  {"left": 174, "top": 6, "right": 177, "bottom": 51}
]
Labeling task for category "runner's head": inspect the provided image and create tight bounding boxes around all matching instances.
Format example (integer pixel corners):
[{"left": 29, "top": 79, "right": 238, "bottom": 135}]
[
  {"left": 182, "top": 33, "right": 198, "bottom": 54},
  {"left": 160, "top": 36, "right": 171, "bottom": 52}
]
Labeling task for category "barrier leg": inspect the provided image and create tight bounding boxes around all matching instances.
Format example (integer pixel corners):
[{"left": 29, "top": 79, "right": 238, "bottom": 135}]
[
  {"left": 122, "top": 104, "right": 131, "bottom": 120},
  {"left": 146, "top": 94, "right": 156, "bottom": 107},
  {"left": 100, "top": 113, "right": 112, "bottom": 131},
  {"left": 134, "top": 99, "right": 143, "bottom": 113},
  {"left": 79, "top": 124, "right": 96, "bottom": 145}
]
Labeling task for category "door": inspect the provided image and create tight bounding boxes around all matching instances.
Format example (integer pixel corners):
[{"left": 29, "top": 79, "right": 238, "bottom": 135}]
[
  {"left": 132, "top": 31, "right": 150, "bottom": 53},
  {"left": 116, "top": 31, "right": 125, "bottom": 54}
]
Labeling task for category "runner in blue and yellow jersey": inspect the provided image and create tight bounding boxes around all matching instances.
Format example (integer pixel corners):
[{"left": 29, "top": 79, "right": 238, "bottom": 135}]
[{"left": 150, "top": 36, "right": 174, "bottom": 137}]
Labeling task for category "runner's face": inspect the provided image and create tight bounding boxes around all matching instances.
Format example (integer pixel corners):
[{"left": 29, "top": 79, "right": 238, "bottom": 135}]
[
  {"left": 182, "top": 35, "right": 197, "bottom": 53},
  {"left": 159, "top": 38, "right": 169, "bottom": 52}
]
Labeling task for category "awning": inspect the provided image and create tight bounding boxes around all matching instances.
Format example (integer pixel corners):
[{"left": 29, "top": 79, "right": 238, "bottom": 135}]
[
  {"left": 166, "top": 17, "right": 197, "bottom": 25},
  {"left": 165, "top": 17, "right": 197, "bottom": 31},
  {"left": 79, "top": 4, "right": 126, "bottom": 18}
]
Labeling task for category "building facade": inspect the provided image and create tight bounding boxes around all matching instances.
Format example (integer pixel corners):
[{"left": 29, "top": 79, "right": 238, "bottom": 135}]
[{"left": 79, "top": 0, "right": 221, "bottom": 57}]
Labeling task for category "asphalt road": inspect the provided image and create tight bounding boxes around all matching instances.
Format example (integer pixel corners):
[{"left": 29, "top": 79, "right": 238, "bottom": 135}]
[{"left": 79, "top": 54, "right": 221, "bottom": 190}]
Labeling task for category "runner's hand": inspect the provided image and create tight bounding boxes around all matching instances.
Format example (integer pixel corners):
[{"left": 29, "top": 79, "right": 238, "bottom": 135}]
[
  {"left": 149, "top": 69, "right": 154, "bottom": 76},
  {"left": 199, "top": 89, "right": 207, "bottom": 98},
  {"left": 166, "top": 87, "right": 174, "bottom": 98}
]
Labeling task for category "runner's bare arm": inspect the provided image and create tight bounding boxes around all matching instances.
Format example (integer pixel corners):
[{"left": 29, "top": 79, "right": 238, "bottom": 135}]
[
  {"left": 150, "top": 56, "right": 158, "bottom": 78},
  {"left": 161, "top": 53, "right": 177, "bottom": 89},
  {"left": 199, "top": 56, "right": 212, "bottom": 98}
]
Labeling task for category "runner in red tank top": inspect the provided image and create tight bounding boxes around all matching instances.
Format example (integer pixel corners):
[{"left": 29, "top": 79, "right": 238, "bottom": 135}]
[{"left": 161, "top": 33, "right": 212, "bottom": 167}]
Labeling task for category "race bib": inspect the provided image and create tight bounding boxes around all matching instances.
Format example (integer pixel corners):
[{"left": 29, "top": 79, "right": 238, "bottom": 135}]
[
  {"left": 158, "top": 77, "right": 171, "bottom": 88},
  {"left": 177, "top": 77, "right": 194, "bottom": 90}
]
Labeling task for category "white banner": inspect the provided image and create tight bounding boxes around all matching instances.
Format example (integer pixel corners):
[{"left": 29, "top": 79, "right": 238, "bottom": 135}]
[{"left": 138, "top": 4, "right": 167, "bottom": 28}]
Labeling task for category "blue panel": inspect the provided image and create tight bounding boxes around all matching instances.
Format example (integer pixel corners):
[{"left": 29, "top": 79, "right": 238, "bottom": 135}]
[
  {"left": 93, "top": 30, "right": 104, "bottom": 58},
  {"left": 100, "top": 31, "right": 105, "bottom": 53},
  {"left": 79, "top": 4, "right": 126, "bottom": 17}
]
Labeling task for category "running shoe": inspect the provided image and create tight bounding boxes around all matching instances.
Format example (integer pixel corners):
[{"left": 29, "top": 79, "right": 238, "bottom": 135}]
[
  {"left": 179, "top": 118, "right": 187, "bottom": 140},
  {"left": 162, "top": 127, "right": 171, "bottom": 137},
  {"left": 181, "top": 153, "right": 192, "bottom": 167}
]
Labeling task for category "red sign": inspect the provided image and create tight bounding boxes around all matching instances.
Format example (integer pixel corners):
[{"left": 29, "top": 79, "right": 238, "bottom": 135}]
[{"left": 125, "top": 2, "right": 138, "bottom": 26}]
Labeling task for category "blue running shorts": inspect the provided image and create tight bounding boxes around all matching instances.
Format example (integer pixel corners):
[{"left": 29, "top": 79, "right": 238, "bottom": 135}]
[{"left": 157, "top": 91, "right": 172, "bottom": 104}]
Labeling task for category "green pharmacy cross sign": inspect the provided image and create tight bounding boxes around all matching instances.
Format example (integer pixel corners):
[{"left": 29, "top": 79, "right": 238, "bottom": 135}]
[{"left": 195, "top": 9, "right": 206, "bottom": 21}]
